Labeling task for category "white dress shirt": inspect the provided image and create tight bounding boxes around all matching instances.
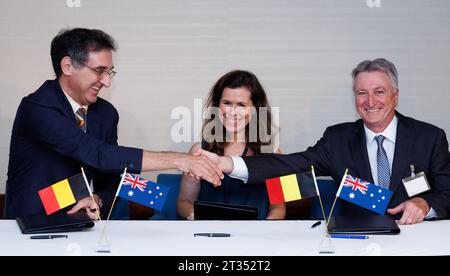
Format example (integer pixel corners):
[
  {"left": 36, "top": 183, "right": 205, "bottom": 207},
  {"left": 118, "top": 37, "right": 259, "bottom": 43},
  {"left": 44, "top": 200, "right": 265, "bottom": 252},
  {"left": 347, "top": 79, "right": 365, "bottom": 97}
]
[
  {"left": 364, "top": 116, "right": 397, "bottom": 186},
  {"left": 61, "top": 88, "right": 88, "bottom": 115}
]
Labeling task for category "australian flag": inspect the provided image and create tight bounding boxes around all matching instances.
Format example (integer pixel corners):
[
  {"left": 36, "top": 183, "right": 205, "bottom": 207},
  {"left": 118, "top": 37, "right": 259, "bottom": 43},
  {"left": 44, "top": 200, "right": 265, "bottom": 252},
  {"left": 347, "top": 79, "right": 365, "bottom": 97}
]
[
  {"left": 336, "top": 174, "right": 393, "bottom": 215},
  {"left": 117, "top": 173, "right": 170, "bottom": 212}
]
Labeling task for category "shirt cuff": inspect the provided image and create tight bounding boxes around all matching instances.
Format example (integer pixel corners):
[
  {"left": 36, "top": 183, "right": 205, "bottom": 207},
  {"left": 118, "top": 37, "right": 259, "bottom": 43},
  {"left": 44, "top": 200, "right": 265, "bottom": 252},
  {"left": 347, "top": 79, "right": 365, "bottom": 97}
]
[
  {"left": 425, "top": 207, "right": 437, "bottom": 219},
  {"left": 229, "top": 156, "right": 249, "bottom": 183}
]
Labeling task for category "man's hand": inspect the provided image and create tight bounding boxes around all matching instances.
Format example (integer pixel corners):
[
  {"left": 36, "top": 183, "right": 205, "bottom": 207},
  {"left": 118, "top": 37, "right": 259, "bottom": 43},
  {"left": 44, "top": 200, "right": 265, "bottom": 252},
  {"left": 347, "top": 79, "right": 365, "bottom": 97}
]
[
  {"left": 194, "top": 149, "right": 234, "bottom": 174},
  {"left": 176, "top": 153, "right": 224, "bottom": 187},
  {"left": 67, "top": 195, "right": 101, "bottom": 220},
  {"left": 387, "top": 197, "right": 430, "bottom": 225}
]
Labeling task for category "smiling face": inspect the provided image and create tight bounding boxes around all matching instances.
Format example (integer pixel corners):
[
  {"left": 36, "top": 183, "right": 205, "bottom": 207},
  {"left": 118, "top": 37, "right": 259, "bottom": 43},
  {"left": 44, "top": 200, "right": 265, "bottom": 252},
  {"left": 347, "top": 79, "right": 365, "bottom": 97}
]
[
  {"left": 218, "top": 87, "right": 254, "bottom": 137},
  {"left": 64, "top": 49, "right": 114, "bottom": 106},
  {"left": 354, "top": 71, "right": 399, "bottom": 133}
]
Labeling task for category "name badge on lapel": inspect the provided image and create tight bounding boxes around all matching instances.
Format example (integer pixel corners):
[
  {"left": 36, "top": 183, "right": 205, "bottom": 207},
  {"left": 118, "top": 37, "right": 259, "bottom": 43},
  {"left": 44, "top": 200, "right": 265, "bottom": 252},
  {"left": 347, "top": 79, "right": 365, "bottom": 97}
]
[{"left": 402, "top": 164, "right": 431, "bottom": 197}]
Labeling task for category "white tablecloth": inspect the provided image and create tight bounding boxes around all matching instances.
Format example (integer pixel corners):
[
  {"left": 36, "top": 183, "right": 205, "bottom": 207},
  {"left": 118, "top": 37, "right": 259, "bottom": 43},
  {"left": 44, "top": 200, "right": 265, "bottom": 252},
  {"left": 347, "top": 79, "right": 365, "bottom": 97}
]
[{"left": 0, "top": 219, "right": 448, "bottom": 256}]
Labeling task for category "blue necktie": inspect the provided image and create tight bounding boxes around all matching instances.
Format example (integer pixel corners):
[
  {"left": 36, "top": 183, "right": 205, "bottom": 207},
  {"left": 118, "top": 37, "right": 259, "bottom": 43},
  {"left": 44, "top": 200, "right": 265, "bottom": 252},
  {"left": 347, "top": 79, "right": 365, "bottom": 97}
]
[
  {"left": 375, "top": 135, "right": 390, "bottom": 189},
  {"left": 76, "top": 107, "right": 87, "bottom": 132}
]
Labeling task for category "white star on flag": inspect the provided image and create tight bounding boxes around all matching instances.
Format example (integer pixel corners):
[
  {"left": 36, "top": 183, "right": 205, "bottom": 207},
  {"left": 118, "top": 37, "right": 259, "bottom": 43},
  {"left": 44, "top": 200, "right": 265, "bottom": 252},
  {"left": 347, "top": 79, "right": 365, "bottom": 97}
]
[
  {"left": 336, "top": 173, "right": 393, "bottom": 215},
  {"left": 117, "top": 173, "right": 171, "bottom": 212}
]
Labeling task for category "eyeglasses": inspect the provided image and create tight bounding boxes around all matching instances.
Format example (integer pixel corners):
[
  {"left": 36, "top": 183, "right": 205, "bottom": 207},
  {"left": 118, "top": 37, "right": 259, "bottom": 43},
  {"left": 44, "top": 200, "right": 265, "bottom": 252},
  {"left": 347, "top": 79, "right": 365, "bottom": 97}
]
[{"left": 82, "top": 62, "right": 117, "bottom": 79}]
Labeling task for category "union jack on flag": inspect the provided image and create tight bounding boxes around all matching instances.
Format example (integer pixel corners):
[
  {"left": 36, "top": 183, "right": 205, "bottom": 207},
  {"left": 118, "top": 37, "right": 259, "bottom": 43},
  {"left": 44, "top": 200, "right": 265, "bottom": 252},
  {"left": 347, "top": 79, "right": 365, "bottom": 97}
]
[
  {"left": 343, "top": 175, "right": 369, "bottom": 194},
  {"left": 122, "top": 173, "right": 148, "bottom": 192},
  {"left": 336, "top": 173, "right": 393, "bottom": 215},
  {"left": 116, "top": 173, "right": 170, "bottom": 211}
]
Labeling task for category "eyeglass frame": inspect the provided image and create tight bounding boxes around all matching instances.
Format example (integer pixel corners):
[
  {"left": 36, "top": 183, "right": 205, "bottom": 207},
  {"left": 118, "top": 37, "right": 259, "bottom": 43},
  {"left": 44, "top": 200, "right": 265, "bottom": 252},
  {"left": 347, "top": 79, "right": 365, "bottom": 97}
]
[{"left": 77, "top": 61, "right": 117, "bottom": 79}]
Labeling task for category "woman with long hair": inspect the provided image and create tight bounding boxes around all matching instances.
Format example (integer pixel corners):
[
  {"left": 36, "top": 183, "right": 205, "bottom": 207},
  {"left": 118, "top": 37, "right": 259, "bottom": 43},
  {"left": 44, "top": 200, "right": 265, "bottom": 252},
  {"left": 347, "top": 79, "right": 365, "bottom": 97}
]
[{"left": 177, "top": 70, "right": 285, "bottom": 220}]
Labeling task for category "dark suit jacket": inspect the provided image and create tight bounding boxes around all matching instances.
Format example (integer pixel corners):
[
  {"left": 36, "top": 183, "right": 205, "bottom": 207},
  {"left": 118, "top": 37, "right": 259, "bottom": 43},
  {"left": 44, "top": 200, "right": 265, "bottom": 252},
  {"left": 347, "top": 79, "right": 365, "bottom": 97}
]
[
  {"left": 243, "top": 112, "right": 450, "bottom": 219},
  {"left": 5, "top": 79, "right": 143, "bottom": 218}
]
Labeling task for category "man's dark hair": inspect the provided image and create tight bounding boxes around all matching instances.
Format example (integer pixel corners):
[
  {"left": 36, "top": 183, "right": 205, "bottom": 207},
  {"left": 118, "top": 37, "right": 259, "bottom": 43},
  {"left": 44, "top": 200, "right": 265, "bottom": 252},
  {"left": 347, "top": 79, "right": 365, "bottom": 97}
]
[{"left": 50, "top": 28, "right": 116, "bottom": 77}]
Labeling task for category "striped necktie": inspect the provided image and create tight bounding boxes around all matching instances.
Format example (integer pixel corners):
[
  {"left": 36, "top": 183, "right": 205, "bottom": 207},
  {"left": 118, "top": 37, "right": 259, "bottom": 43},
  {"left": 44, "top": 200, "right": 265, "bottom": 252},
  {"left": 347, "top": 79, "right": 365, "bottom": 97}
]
[
  {"left": 75, "top": 107, "right": 87, "bottom": 132},
  {"left": 375, "top": 135, "right": 390, "bottom": 189}
]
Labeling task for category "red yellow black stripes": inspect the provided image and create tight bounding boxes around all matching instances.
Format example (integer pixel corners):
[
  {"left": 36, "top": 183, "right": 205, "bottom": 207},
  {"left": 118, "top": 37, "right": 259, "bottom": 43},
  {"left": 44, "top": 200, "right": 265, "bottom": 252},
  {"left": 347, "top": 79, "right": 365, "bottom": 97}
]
[
  {"left": 38, "top": 174, "right": 90, "bottom": 215},
  {"left": 265, "top": 172, "right": 318, "bottom": 204}
]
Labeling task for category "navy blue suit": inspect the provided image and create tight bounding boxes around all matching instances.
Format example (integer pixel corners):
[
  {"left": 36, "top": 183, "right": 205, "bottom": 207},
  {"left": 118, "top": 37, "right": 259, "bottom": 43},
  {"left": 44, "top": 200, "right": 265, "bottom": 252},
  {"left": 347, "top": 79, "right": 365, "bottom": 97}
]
[
  {"left": 5, "top": 79, "right": 143, "bottom": 218},
  {"left": 243, "top": 112, "right": 450, "bottom": 219}
]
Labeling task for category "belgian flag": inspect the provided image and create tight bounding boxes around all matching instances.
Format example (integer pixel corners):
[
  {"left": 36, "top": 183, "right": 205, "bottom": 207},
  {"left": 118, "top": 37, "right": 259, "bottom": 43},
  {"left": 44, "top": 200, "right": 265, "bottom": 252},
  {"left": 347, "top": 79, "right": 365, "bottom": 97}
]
[
  {"left": 265, "top": 172, "right": 318, "bottom": 204},
  {"left": 38, "top": 174, "right": 90, "bottom": 215}
]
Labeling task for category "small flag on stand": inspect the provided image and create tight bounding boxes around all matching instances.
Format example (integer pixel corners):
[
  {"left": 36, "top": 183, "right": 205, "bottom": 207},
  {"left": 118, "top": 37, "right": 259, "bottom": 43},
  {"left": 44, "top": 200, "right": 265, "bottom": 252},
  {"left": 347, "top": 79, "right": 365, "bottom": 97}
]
[
  {"left": 336, "top": 174, "right": 393, "bottom": 215},
  {"left": 38, "top": 174, "right": 90, "bottom": 215},
  {"left": 95, "top": 171, "right": 171, "bottom": 253},
  {"left": 116, "top": 173, "right": 170, "bottom": 212},
  {"left": 265, "top": 172, "right": 318, "bottom": 204}
]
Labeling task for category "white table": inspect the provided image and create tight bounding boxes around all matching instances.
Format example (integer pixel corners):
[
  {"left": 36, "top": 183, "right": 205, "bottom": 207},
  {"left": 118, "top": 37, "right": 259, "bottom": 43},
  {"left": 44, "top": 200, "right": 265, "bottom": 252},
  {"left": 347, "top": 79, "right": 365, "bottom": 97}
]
[{"left": 0, "top": 219, "right": 448, "bottom": 256}]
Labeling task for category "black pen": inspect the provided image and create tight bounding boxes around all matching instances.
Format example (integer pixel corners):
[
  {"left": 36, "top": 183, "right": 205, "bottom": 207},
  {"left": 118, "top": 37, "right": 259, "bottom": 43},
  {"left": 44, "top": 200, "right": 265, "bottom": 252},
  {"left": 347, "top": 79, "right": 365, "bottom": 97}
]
[
  {"left": 311, "top": 221, "right": 322, "bottom": 228},
  {"left": 194, "top": 233, "right": 231, "bottom": 237},
  {"left": 30, "top": 235, "right": 68, "bottom": 239}
]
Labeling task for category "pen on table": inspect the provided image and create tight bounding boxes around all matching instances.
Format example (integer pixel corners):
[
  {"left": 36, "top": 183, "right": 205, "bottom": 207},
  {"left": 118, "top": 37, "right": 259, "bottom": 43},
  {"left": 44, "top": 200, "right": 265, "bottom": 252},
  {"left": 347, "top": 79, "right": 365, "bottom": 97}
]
[
  {"left": 328, "top": 234, "right": 369, "bottom": 240},
  {"left": 311, "top": 221, "right": 322, "bottom": 228},
  {"left": 194, "top": 233, "right": 231, "bottom": 237},
  {"left": 30, "top": 235, "right": 68, "bottom": 239}
]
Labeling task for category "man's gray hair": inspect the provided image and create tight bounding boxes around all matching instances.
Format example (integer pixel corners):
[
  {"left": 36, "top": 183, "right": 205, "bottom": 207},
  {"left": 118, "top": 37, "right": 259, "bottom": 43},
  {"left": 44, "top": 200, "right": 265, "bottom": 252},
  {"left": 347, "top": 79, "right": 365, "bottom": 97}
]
[{"left": 351, "top": 58, "right": 399, "bottom": 90}]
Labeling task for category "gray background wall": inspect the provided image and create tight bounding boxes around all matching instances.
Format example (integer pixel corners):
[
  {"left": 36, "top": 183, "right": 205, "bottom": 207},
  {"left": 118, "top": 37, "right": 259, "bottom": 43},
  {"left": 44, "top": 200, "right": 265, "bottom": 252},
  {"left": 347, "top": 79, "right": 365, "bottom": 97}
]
[{"left": 0, "top": 0, "right": 449, "bottom": 192}]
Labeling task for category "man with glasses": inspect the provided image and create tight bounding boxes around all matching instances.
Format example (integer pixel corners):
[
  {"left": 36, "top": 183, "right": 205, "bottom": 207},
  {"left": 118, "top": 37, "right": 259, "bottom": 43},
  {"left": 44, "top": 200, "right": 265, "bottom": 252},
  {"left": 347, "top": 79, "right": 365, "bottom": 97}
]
[{"left": 5, "top": 28, "right": 223, "bottom": 220}]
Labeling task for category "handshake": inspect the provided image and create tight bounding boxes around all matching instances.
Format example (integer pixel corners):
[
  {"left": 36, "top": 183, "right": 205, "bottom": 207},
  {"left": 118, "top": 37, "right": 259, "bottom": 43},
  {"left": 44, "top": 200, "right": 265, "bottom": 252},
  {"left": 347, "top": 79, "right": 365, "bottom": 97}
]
[{"left": 179, "top": 149, "right": 234, "bottom": 186}]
